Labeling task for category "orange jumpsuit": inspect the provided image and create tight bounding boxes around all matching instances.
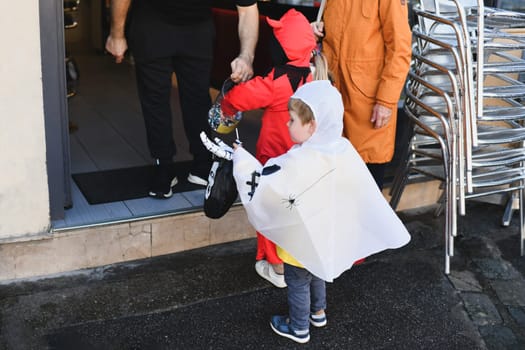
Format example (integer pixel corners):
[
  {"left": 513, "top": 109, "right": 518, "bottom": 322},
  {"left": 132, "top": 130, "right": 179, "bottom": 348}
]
[{"left": 322, "top": 0, "right": 412, "bottom": 163}]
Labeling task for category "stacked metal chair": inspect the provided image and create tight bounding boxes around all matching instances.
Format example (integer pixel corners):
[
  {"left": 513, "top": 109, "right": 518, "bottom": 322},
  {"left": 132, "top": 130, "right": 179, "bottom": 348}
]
[{"left": 390, "top": 0, "right": 525, "bottom": 273}]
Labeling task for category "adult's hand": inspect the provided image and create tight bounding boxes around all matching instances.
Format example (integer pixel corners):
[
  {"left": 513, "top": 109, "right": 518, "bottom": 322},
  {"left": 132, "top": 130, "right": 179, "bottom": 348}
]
[
  {"left": 105, "top": 0, "right": 131, "bottom": 64},
  {"left": 230, "top": 54, "right": 254, "bottom": 83},
  {"left": 370, "top": 103, "right": 393, "bottom": 129},
  {"left": 231, "top": 3, "right": 258, "bottom": 83},
  {"left": 105, "top": 36, "right": 128, "bottom": 64}
]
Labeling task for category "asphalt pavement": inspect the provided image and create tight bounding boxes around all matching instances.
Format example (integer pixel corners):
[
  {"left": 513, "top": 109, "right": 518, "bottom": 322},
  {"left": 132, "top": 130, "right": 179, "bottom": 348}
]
[{"left": 1, "top": 201, "right": 524, "bottom": 349}]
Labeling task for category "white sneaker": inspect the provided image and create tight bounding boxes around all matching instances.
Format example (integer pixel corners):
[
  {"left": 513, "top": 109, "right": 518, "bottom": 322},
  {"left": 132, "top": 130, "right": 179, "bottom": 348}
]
[
  {"left": 187, "top": 173, "right": 208, "bottom": 186},
  {"left": 255, "top": 260, "right": 287, "bottom": 288}
]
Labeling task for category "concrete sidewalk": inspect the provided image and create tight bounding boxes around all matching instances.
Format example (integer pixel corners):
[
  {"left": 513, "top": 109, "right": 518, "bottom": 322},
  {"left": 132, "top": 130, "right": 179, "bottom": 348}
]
[{"left": 1, "top": 202, "right": 524, "bottom": 349}]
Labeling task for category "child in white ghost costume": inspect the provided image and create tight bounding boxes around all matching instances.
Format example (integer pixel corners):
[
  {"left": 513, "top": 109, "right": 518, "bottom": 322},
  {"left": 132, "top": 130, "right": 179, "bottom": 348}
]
[{"left": 201, "top": 80, "right": 410, "bottom": 343}]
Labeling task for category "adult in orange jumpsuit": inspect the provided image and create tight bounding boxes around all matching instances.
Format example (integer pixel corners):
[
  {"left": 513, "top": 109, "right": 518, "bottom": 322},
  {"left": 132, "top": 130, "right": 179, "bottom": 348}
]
[{"left": 313, "top": 0, "right": 412, "bottom": 189}]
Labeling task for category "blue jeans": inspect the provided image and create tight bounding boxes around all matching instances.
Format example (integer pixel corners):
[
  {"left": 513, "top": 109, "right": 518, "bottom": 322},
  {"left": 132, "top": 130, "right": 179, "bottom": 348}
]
[{"left": 284, "top": 263, "right": 326, "bottom": 331}]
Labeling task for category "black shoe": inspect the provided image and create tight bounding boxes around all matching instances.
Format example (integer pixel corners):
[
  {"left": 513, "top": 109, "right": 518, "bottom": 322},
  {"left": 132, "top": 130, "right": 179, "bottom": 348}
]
[{"left": 149, "top": 159, "right": 178, "bottom": 199}]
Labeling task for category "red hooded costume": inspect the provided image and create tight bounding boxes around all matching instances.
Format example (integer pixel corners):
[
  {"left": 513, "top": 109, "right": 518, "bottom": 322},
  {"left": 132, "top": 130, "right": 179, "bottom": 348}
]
[{"left": 221, "top": 9, "right": 316, "bottom": 264}]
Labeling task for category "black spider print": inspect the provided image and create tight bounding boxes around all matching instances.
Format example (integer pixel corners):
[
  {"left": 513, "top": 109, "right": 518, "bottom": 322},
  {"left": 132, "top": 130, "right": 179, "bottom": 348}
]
[
  {"left": 282, "top": 194, "right": 298, "bottom": 210},
  {"left": 280, "top": 168, "right": 335, "bottom": 210}
]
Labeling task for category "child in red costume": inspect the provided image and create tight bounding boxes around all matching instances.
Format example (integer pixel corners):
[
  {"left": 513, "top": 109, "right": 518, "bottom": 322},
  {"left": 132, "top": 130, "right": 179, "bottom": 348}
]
[{"left": 221, "top": 9, "right": 323, "bottom": 288}]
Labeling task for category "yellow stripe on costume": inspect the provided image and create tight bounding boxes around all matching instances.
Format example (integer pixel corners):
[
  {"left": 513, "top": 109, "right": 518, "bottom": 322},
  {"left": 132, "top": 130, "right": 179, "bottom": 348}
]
[{"left": 277, "top": 246, "right": 303, "bottom": 268}]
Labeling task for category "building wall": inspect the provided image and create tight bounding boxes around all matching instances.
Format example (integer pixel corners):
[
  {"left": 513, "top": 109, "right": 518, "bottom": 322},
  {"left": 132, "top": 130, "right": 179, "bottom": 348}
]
[{"left": 0, "top": 1, "right": 50, "bottom": 239}]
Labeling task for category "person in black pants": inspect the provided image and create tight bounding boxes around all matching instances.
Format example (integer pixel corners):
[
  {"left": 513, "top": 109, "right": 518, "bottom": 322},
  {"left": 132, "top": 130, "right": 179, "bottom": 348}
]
[{"left": 105, "top": 0, "right": 258, "bottom": 198}]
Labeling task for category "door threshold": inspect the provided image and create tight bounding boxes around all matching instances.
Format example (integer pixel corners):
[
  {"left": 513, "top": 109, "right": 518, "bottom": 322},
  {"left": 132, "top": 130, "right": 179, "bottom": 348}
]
[
  {"left": 51, "top": 206, "right": 206, "bottom": 233},
  {"left": 3, "top": 205, "right": 254, "bottom": 281}
]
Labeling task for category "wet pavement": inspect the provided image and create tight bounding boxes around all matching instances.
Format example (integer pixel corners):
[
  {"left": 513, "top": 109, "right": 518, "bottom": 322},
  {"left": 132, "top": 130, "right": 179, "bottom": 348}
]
[{"left": 1, "top": 201, "right": 524, "bottom": 349}]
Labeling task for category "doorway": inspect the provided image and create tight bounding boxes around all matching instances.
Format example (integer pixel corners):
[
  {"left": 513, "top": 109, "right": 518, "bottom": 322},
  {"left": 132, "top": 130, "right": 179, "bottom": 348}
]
[
  {"left": 51, "top": 1, "right": 198, "bottom": 229},
  {"left": 48, "top": 1, "right": 262, "bottom": 230}
]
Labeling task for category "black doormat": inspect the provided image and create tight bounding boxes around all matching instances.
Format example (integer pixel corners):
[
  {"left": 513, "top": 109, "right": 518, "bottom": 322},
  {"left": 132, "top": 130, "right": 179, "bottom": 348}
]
[{"left": 72, "top": 161, "right": 205, "bottom": 205}]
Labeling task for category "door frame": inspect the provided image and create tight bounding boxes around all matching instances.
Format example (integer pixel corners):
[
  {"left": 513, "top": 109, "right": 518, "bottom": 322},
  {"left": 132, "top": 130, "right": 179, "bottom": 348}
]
[{"left": 40, "top": 0, "right": 72, "bottom": 220}]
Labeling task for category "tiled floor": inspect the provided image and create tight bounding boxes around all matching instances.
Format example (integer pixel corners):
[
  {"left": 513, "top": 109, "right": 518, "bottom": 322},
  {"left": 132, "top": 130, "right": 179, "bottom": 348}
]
[{"left": 53, "top": 46, "right": 261, "bottom": 231}]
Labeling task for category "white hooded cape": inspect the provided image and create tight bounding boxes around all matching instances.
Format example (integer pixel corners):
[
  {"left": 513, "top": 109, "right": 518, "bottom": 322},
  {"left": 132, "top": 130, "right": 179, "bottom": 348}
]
[{"left": 233, "top": 80, "right": 410, "bottom": 282}]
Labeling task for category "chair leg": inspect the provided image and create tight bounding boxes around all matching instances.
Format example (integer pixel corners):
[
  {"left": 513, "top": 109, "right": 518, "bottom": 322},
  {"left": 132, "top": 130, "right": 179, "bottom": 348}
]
[
  {"left": 519, "top": 184, "right": 525, "bottom": 256},
  {"left": 434, "top": 189, "right": 445, "bottom": 217},
  {"left": 502, "top": 191, "right": 518, "bottom": 227},
  {"left": 389, "top": 168, "right": 410, "bottom": 210}
]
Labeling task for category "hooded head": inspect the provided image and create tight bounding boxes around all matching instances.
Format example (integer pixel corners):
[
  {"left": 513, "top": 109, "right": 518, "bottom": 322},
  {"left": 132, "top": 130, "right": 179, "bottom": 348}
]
[
  {"left": 266, "top": 9, "right": 316, "bottom": 67},
  {"left": 290, "top": 80, "right": 344, "bottom": 149}
]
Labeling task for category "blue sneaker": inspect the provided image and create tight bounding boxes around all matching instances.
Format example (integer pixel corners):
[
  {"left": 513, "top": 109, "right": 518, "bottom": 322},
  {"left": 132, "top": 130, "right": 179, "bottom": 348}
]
[
  {"left": 270, "top": 315, "right": 310, "bottom": 344},
  {"left": 309, "top": 313, "right": 327, "bottom": 327}
]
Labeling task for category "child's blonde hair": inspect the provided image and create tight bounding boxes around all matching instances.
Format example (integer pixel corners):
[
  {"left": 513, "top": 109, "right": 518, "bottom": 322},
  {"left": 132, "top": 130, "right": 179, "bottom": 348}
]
[
  {"left": 310, "top": 50, "right": 333, "bottom": 82},
  {"left": 287, "top": 49, "right": 331, "bottom": 125},
  {"left": 288, "top": 98, "right": 315, "bottom": 125}
]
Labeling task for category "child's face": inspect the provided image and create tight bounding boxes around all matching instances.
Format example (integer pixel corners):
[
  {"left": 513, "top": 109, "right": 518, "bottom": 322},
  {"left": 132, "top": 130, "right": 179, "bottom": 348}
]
[{"left": 287, "top": 110, "right": 315, "bottom": 144}]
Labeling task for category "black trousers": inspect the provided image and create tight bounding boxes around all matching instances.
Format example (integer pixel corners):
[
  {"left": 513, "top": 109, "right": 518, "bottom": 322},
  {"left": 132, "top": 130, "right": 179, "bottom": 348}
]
[
  {"left": 131, "top": 18, "right": 214, "bottom": 161},
  {"left": 366, "top": 163, "right": 386, "bottom": 190}
]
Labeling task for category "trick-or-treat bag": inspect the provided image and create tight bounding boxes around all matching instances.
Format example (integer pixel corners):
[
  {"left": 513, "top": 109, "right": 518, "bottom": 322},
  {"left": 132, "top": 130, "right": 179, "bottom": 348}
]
[
  {"left": 204, "top": 157, "right": 238, "bottom": 219},
  {"left": 208, "top": 78, "right": 243, "bottom": 134}
]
